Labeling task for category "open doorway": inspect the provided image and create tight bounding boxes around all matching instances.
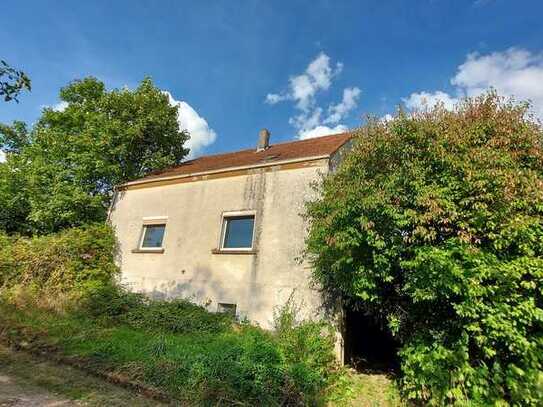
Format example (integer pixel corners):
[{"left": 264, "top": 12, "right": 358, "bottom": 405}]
[{"left": 343, "top": 308, "right": 399, "bottom": 373}]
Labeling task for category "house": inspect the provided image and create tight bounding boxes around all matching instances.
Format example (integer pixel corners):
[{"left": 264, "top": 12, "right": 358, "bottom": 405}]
[{"left": 108, "top": 130, "right": 352, "bottom": 341}]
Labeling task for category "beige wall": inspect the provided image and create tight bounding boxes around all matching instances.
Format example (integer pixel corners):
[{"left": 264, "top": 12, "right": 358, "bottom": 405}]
[{"left": 109, "top": 159, "right": 330, "bottom": 329}]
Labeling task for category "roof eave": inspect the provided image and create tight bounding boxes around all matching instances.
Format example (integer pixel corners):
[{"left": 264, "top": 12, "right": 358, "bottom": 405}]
[{"left": 120, "top": 154, "right": 331, "bottom": 188}]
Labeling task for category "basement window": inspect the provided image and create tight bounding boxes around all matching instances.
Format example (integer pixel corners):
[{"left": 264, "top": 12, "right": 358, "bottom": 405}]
[
  {"left": 221, "top": 214, "right": 255, "bottom": 250},
  {"left": 140, "top": 224, "right": 166, "bottom": 249},
  {"left": 217, "top": 303, "right": 237, "bottom": 317}
]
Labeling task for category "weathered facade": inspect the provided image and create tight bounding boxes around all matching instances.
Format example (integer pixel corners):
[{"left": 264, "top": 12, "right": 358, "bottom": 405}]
[{"left": 109, "top": 132, "right": 351, "bottom": 332}]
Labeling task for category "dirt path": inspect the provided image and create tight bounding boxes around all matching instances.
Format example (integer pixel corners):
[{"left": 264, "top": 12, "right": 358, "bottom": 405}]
[
  {"left": 0, "top": 345, "right": 163, "bottom": 407},
  {"left": 0, "top": 371, "right": 77, "bottom": 407}
]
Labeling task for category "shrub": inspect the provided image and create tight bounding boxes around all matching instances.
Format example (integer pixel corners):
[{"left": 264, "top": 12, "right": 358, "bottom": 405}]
[
  {"left": 274, "top": 299, "right": 338, "bottom": 403},
  {"left": 305, "top": 93, "right": 543, "bottom": 405},
  {"left": 121, "top": 297, "right": 233, "bottom": 334},
  {"left": 0, "top": 223, "right": 118, "bottom": 298}
]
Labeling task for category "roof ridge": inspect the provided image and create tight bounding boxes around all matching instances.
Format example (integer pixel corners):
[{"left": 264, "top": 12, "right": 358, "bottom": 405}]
[
  {"left": 136, "top": 131, "right": 353, "bottom": 184},
  {"left": 186, "top": 131, "right": 351, "bottom": 162}
]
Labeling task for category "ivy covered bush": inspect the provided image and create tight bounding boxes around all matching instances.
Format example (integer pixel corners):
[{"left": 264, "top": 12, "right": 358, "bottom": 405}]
[{"left": 305, "top": 93, "right": 543, "bottom": 405}]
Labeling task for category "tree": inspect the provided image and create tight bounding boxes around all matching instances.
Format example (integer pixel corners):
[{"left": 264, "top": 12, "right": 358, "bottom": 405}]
[
  {"left": 0, "top": 77, "right": 190, "bottom": 233},
  {"left": 305, "top": 93, "right": 543, "bottom": 405},
  {"left": 0, "top": 60, "right": 31, "bottom": 102}
]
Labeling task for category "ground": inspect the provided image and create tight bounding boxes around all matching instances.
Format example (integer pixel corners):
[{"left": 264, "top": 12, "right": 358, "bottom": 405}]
[
  {"left": 329, "top": 369, "right": 403, "bottom": 407},
  {"left": 0, "top": 344, "right": 162, "bottom": 407},
  {"left": 0, "top": 343, "right": 402, "bottom": 407}
]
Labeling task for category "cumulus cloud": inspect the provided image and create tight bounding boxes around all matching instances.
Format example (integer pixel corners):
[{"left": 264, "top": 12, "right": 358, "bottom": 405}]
[
  {"left": 265, "top": 52, "right": 360, "bottom": 139},
  {"left": 266, "top": 52, "right": 343, "bottom": 113},
  {"left": 52, "top": 101, "right": 69, "bottom": 112},
  {"left": 40, "top": 100, "right": 69, "bottom": 112},
  {"left": 163, "top": 91, "right": 217, "bottom": 158},
  {"left": 325, "top": 87, "right": 361, "bottom": 124},
  {"left": 403, "top": 48, "right": 543, "bottom": 119},
  {"left": 403, "top": 91, "right": 459, "bottom": 111},
  {"left": 381, "top": 113, "right": 394, "bottom": 123},
  {"left": 299, "top": 124, "right": 348, "bottom": 140}
]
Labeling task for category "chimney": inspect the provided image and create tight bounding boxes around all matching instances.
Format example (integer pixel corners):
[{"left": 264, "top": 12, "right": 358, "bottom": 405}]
[{"left": 256, "top": 128, "right": 270, "bottom": 152}]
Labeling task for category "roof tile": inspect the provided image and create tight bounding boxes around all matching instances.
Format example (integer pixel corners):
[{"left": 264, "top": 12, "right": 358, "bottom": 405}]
[{"left": 134, "top": 132, "right": 352, "bottom": 183}]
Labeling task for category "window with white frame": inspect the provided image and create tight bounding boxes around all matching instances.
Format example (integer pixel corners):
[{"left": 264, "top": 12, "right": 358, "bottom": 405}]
[
  {"left": 220, "top": 213, "right": 255, "bottom": 250},
  {"left": 139, "top": 224, "right": 166, "bottom": 249}
]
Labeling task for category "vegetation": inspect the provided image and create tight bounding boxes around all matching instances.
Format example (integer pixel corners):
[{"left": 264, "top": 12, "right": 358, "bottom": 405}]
[
  {"left": 0, "top": 343, "right": 159, "bottom": 406},
  {"left": 0, "top": 224, "right": 343, "bottom": 406},
  {"left": 0, "top": 60, "right": 31, "bottom": 102},
  {"left": 305, "top": 93, "right": 543, "bottom": 405},
  {"left": 0, "top": 77, "right": 190, "bottom": 234}
]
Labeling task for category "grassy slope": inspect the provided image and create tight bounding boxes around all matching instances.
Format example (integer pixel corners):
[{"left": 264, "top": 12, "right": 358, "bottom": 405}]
[{"left": 0, "top": 302, "right": 259, "bottom": 403}]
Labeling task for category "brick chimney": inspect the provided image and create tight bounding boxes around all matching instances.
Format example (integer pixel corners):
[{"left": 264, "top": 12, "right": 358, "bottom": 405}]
[{"left": 256, "top": 129, "right": 270, "bottom": 152}]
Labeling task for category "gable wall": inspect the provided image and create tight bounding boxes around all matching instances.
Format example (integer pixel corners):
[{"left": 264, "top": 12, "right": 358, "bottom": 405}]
[{"left": 109, "top": 158, "right": 329, "bottom": 328}]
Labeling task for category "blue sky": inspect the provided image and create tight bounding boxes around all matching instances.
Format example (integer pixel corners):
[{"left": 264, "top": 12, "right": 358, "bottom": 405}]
[{"left": 2, "top": 0, "right": 543, "bottom": 158}]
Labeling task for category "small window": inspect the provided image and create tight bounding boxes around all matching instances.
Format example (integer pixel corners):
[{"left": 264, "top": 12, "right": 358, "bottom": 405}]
[
  {"left": 221, "top": 215, "right": 255, "bottom": 249},
  {"left": 217, "top": 303, "right": 237, "bottom": 317},
  {"left": 140, "top": 224, "right": 166, "bottom": 249}
]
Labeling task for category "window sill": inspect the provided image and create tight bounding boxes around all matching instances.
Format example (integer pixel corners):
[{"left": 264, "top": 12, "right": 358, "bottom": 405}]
[
  {"left": 131, "top": 248, "right": 165, "bottom": 254},
  {"left": 211, "top": 248, "right": 257, "bottom": 255}
]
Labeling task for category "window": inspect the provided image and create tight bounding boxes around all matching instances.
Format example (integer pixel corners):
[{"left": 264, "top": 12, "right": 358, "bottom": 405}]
[
  {"left": 221, "top": 215, "right": 255, "bottom": 249},
  {"left": 217, "top": 303, "right": 237, "bottom": 317},
  {"left": 140, "top": 224, "right": 166, "bottom": 249}
]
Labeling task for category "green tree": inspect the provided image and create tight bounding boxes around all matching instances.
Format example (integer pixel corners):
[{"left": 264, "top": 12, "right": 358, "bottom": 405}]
[
  {"left": 0, "top": 77, "right": 189, "bottom": 234},
  {"left": 305, "top": 93, "right": 543, "bottom": 405},
  {"left": 0, "top": 60, "right": 31, "bottom": 102}
]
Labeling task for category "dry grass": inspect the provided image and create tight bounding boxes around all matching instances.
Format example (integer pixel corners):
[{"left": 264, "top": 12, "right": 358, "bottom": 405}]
[{"left": 327, "top": 368, "right": 404, "bottom": 407}]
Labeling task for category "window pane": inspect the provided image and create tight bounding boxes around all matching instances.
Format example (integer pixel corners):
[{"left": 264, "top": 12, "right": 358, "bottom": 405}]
[
  {"left": 223, "top": 216, "right": 254, "bottom": 248},
  {"left": 141, "top": 225, "right": 165, "bottom": 248}
]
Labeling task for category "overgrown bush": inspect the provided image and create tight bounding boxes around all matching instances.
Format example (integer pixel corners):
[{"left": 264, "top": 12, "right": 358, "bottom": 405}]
[
  {"left": 306, "top": 93, "right": 543, "bottom": 405},
  {"left": 0, "top": 223, "right": 341, "bottom": 405},
  {"left": 81, "top": 283, "right": 232, "bottom": 334},
  {"left": 0, "top": 223, "right": 118, "bottom": 298}
]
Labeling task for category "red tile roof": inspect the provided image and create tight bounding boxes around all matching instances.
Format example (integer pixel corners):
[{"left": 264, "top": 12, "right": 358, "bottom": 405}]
[{"left": 129, "top": 132, "right": 352, "bottom": 184}]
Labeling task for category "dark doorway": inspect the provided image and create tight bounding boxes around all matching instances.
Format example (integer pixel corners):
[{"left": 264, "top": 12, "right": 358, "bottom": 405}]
[{"left": 344, "top": 309, "right": 399, "bottom": 373}]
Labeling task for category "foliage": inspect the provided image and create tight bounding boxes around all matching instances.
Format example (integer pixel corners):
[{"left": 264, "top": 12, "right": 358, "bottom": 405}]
[
  {"left": 273, "top": 299, "right": 339, "bottom": 404},
  {"left": 305, "top": 92, "right": 543, "bottom": 405},
  {"left": 0, "top": 77, "right": 190, "bottom": 234},
  {"left": 0, "top": 225, "right": 341, "bottom": 405},
  {"left": 0, "top": 60, "right": 31, "bottom": 102},
  {"left": 0, "top": 292, "right": 341, "bottom": 406},
  {"left": 81, "top": 283, "right": 232, "bottom": 334},
  {"left": 0, "top": 223, "right": 118, "bottom": 296}
]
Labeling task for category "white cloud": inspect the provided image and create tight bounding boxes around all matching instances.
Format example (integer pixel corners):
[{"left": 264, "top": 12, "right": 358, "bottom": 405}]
[
  {"left": 265, "top": 52, "right": 343, "bottom": 112},
  {"left": 403, "top": 91, "right": 459, "bottom": 111},
  {"left": 265, "top": 52, "right": 360, "bottom": 139},
  {"left": 265, "top": 93, "right": 286, "bottom": 104},
  {"left": 325, "top": 87, "right": 361, "bottom": 124},
  {"left": 402, "top": 48, "right": 543, "bottom": 119},
  {"left": 299, "top": 124, "right": 348, "bottom": 140},
  {"left": 41, "top": 100, "right": 69, "bottom": 112},
  {"left": 53, "top": 101, "right": 69, "bottom": 112},
  {"left": 163, "top": 91, "right": 217, "bottom": 158},
  {"left": 381, "top": 113, "right": 394, "bottom": 123},
  {"left": 0, "top": 150, "right": 5, "bottom": 163}
]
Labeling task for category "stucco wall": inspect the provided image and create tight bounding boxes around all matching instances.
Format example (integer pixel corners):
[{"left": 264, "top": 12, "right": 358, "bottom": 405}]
[{"left": 109, "top": 159, "right": 330, "bottom": 329}]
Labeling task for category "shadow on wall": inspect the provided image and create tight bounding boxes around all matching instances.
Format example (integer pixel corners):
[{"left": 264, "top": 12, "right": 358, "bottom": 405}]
[{"left": 139, "top": 264, "right": 266, "bottom": 318}]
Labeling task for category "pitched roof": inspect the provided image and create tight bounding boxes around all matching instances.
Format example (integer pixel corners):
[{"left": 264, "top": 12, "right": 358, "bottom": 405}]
[{"left": 126, "top": 132, "right": 352, "bottom": 185}]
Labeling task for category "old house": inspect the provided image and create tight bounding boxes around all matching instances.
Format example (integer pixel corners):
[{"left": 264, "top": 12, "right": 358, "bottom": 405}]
[{"left": 109, "top": 130, "right": 352, "bottom": 350}]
